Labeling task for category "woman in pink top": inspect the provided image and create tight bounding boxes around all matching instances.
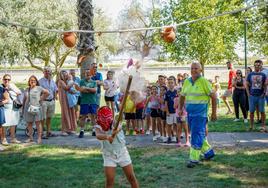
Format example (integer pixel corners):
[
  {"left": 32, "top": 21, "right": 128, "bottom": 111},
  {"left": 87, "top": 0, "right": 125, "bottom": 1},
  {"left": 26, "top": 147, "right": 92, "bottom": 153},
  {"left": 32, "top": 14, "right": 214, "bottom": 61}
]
[
  {"left": 145, "top": 85, "right": 160, "bottom": 141},
  {"left": 174, "top": 89, "right": 190, "bottom": 147}
]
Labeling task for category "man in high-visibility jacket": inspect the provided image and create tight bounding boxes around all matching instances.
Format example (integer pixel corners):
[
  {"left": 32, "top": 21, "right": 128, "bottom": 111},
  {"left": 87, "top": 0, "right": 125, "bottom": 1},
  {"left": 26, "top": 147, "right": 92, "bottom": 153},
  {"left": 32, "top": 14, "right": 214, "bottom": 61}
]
[{"left": 179, "top": 62, "right": 217, "bottom": 168}]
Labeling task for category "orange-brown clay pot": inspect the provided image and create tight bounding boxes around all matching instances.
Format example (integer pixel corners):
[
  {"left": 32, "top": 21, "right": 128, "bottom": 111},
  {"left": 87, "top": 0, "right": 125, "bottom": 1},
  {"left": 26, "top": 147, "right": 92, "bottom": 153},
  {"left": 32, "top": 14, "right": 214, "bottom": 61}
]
[
  {"left": 62, "top": 32, "right": 76, "bottom": 48},
  {"left": 161, "top": 27, "right": 176, "bottom": 43}
]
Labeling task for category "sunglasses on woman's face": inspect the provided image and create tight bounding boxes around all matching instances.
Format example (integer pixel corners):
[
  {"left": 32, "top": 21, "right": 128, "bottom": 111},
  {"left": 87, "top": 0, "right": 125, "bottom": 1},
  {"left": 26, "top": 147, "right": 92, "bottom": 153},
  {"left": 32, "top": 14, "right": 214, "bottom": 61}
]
[
  {"left": 3, "top": 78, "right": 11, "bottom": 81},
  {"left": 236, "top": 72, "right": 242, "bottom": 74}
]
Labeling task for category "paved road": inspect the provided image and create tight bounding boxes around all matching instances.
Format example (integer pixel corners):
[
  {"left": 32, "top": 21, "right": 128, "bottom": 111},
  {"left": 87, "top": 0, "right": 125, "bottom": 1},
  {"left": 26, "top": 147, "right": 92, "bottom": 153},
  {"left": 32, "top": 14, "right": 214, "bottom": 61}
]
[{"left": 10, "top": 131, "right": 268, "bottom": 149}]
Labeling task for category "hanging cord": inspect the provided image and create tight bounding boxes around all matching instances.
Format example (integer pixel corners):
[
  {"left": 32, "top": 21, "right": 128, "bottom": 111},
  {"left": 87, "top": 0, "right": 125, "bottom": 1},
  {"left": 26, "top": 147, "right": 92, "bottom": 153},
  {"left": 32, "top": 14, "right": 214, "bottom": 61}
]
[{"left": 0, "top": 2, "right": 267, "bottom": 34}]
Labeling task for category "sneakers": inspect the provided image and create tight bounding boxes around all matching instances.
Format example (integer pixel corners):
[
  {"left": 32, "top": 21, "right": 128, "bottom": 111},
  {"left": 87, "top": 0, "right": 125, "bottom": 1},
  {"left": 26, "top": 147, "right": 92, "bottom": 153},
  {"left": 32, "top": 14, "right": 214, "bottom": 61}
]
[
  {"left": 177, "top": 142, "right": 182, "bottom": 147},
  {"left": 187, "top": 161, "right": 199, "bottom": 168},
  {"left": 0, "top": 145, "right": 4, "bottom": 151},
  {"left": 162, "top": 137, "right": 168, "bottom": 143},
  {"left": 146, "top": 130, "right": 150, "bottom": 135},
  {"left": 184, "top": 142, "right": 191, "bottom": 147},
  {"left": 153, "top": 136, "right": 158, "bottom": 141},
  {"left": 1, "top": 139, "right": 9, "bottom": 146},
  {"left": 171, "top": 137, "right": 177, "bottom": 143},
  {"left": 11, "top": 139, "right": 21, "bottom": 144},
  {"left": 132, "top": 131, "right": 137, "bottom": 136},
  {"left": 233, "top": 118, "right": 240, "bottom": 122},
  {"left": 79, "top": 131, "right": 84, "bottom": 138},
  {"left": 140, "top": 129, "right": 145, "bottom": 134},
  {"left": 125, "top": 130, "right": 130, "bottom": 136},
  {"left": 243, "top": 119, "right": 248, "bottom": 123},
  {"left": 167, "top": 137, "right": 172, "bottom": 144},
  {"left": 92, "top": 131, "right": 96, "bottom": 136}
]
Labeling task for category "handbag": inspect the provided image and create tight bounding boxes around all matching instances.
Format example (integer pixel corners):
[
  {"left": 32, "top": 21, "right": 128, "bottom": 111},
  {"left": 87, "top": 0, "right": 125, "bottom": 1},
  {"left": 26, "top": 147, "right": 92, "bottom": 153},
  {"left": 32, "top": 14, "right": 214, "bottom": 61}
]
[
  {"left": 27, "top": 105, "right": 40, "bottom": 115},
  {"left": 27, "top": 89, "right": 40, "bottom": 115},
  {"left": 7, "top": 88, "right": 22, "bottom": 109}
]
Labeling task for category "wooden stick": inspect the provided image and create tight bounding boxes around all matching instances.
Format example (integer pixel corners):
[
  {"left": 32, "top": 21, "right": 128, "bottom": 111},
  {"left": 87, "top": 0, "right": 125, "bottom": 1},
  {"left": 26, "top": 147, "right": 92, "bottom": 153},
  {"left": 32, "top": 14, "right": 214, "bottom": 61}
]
[{"left": 111, "top": 75, "right": 133, "bottom": 141}]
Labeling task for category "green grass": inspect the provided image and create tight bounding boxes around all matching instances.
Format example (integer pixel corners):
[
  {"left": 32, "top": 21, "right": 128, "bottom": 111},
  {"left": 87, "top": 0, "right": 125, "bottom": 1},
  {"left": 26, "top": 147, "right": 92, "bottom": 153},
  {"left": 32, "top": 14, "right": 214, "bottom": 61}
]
[{"left": 0, "top": 145, "right": 267, "bottom": 188}]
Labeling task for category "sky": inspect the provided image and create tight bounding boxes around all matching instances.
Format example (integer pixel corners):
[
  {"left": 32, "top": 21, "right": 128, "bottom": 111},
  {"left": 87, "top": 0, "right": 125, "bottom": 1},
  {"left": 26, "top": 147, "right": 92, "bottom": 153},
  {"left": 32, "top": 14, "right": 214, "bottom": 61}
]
[{"left": 93, "top": 0, "right": 151, "bottom": 19}]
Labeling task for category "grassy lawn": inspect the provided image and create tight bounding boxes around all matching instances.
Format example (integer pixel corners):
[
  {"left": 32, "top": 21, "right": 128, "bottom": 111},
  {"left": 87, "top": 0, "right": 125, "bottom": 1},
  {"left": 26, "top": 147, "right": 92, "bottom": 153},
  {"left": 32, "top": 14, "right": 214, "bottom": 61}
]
[{"left": 0, "top": 145, "right": 267, "bottom": 188}]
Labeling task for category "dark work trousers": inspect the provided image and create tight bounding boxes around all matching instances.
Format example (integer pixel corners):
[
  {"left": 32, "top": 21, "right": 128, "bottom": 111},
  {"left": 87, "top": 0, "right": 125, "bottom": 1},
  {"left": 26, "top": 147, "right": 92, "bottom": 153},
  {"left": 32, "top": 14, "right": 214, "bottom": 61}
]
[{"left": 232, "top": 89, "right": 247, "bottom": 119}]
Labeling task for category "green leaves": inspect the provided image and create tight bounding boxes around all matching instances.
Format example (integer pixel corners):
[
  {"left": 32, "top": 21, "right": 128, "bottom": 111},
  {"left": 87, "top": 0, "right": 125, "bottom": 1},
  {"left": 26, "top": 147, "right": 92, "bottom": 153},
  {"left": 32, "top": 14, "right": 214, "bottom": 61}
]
[{"left": 155, "top": 0, "right": 245, "bottom": 67}]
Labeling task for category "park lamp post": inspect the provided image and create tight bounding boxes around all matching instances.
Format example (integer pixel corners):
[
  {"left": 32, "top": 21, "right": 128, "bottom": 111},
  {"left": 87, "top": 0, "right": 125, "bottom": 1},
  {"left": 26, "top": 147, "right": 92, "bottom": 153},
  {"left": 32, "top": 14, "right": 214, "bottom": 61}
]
[{"left": 244, "top": 16, "right": 248, "bottom": 74}]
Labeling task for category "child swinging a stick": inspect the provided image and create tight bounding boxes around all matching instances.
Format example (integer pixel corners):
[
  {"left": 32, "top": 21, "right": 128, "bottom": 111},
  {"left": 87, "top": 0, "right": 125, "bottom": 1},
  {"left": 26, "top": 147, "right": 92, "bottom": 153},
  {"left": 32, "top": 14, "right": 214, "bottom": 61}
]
[{"left": 95, "top": 106, "right": 139, "bottom": 188}]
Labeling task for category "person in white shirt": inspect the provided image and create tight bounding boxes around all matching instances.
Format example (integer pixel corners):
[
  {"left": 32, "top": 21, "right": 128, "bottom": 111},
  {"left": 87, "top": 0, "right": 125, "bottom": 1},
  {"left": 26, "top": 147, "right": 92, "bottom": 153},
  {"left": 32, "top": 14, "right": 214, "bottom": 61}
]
[{"left": 103, "top": 70, "right": 118, "bottom": 118}]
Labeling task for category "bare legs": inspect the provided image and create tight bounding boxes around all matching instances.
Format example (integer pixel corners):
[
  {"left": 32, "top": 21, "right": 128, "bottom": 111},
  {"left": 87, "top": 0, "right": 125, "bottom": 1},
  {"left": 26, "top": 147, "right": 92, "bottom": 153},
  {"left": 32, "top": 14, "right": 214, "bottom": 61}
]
[{"left": 105, "top": 165, "right": 139, "bottom": 188}]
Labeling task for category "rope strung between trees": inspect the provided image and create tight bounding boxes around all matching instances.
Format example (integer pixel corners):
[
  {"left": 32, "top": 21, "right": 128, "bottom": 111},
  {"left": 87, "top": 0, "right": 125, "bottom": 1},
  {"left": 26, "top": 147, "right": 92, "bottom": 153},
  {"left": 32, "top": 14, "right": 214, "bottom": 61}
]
[{"left": 0, "top": 3, "right": 267, "bottom": 34}]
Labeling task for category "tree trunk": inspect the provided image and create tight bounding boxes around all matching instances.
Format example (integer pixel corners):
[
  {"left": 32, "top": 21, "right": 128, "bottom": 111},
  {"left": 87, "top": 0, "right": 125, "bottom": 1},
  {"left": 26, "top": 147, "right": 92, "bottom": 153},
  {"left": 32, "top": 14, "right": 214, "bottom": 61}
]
[
  {"left": 200, "top": 61, "right": 205, "bottom": 76},
  {"left": 77, "top": 0, "right": 95, "bottom": 79}
]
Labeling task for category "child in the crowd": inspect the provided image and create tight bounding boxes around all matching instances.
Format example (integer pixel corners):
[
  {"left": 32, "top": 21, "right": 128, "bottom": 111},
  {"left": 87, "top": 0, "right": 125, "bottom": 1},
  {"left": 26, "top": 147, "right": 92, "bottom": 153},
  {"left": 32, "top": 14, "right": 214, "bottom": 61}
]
[
  {"left": 174, "top": 88, "right": 190, "bottom": 147},
  {"left": 183, "top": 73, "right": 189, "bottom": 81},
  {"left": 165, "top": 76, "right": 178, "bottom": 144},
  {"left": 213, "top": 75, "right": 221, "bottom": 108},
  {"left": 122, "top": 91, "right": 137, "bottom": 135},
  {"left": 144, "top": 86, "right": 152, "bottom": 135},
  {"left": 135, "top": 95, "right": 146, "bottom": 134},
  {"left": 94, "top": 106, "right": 139, "bottom": 188},
  {"left": 145, "top": 85, "right": 160, "bottom": 141},
  {"left": 103, "top": 70, "right": 118, "bottom": 118},
  {"left": 159, "top": 85, "right": 167, "bottom": 142},
  {"left": 176, "top": 73, "right": 184, "bottom": 90},
  {"left": 66, "top": 74, "right": 78, "bottom": 108}
]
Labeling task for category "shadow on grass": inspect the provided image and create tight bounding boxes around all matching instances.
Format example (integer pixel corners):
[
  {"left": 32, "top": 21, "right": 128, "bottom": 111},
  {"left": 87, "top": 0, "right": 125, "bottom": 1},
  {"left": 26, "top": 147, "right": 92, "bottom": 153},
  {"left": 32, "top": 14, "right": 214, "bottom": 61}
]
[{"left": 0, "top": 146, "right": 267, "bottom": 188}]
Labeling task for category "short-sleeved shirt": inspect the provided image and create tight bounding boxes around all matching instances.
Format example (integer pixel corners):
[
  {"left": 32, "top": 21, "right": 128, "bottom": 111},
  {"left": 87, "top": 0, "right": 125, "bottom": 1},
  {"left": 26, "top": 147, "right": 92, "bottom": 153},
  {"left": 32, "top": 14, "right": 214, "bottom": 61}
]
[
  {"left": 91, "top": 72, "right": 103, "bottom": 94},
  {"left": 164, "top": 89, "right": 178, "bottom": 114},
  {"left": 104, "top": 79, "right": 118, "bottom": 97},
  {"left": 124, "top": 96, "right": 136, "bottom": 113},
  {"left": 39, "top": 77, "right": 58, "bottom": 100},
  {"left": 181, "top": 76, "right": 212, "bottom": 117},
  {"left": 246, "top": 72, "right": 266, "bottom": 96},
  {"left": 80, "top": 79, "right": 97, "bottom": 105},
  {"left": 28, "top": 86, "right": 45, "bottom": 107},
  {"left": 94, "top": 124, "right": 126, "bottom": 155},
  {"left": 228, "top": 69, "right": 236, "bottom": 90}
]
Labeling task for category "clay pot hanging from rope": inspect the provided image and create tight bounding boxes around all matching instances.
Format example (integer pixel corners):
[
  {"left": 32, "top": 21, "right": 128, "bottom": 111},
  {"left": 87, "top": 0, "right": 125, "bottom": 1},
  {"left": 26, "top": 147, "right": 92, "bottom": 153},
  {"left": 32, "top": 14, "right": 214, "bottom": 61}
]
[
  {"left": 161, "top": 27, "right": 176, "bottom": 43},
  {"left": 62, "top": 32, "right": 76, "bottom": 48}
]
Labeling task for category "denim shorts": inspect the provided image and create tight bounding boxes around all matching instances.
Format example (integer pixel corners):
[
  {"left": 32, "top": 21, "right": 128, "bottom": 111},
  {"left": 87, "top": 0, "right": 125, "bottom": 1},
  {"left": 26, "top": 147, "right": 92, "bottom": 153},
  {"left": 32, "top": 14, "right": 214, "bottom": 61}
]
[
  {"left": 80, "top": 104, "right": 98, "bottom": 115},
  {"left": 249, "top": 95, "right": 265, "bottom": 113}
]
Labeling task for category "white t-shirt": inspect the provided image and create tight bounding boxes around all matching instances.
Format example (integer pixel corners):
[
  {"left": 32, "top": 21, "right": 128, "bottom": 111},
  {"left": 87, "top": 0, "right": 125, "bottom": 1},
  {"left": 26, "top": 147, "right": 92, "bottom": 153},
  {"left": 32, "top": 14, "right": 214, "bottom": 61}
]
[{"left": 104, "top": 79, "right": 118, "bottom": 97}]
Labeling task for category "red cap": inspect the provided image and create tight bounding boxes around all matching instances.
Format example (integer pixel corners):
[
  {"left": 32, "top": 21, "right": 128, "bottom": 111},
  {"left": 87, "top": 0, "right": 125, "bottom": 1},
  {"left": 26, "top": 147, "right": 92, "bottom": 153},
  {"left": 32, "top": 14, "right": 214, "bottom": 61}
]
[{"left": 96, "top": 106, "right": 113, "bottom": 131}]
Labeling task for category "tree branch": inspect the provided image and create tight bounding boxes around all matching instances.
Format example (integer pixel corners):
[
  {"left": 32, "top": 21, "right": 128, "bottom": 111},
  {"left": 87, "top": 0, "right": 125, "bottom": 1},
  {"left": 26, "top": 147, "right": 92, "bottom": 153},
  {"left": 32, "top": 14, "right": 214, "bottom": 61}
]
[{"left": 25, "top": 55, "right": 43, "bottom": 72}]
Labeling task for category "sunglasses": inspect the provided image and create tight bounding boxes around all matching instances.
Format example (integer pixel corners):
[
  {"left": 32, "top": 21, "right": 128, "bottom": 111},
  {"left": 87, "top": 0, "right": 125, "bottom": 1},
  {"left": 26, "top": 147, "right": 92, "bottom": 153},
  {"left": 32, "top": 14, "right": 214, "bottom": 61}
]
[
  {"left": 236, "top": 72, "right": 242, "bottom": 74},
  {"left": 3, "top": 78, "right": 11, "bottom": 81}
]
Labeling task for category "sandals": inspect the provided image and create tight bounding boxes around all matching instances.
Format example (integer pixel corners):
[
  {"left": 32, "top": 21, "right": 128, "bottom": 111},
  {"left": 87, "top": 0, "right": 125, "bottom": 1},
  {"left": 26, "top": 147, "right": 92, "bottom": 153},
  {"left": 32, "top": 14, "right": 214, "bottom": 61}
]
[{"left": 260, "top": 127, "right": 268, "bottom": 133}]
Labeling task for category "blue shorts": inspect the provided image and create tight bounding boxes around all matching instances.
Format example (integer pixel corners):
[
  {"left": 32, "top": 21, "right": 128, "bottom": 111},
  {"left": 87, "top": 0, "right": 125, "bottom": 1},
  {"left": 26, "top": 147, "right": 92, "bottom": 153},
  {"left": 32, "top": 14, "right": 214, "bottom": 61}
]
[
  {"left": 80, "top": 104, "right": 98, "bottom": 115},
  {"left": 249, "top": 95, "right": 265, "bottom": 113},
  {"left": 144, "top": 107, "right": 151, "bottom": 116}
]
